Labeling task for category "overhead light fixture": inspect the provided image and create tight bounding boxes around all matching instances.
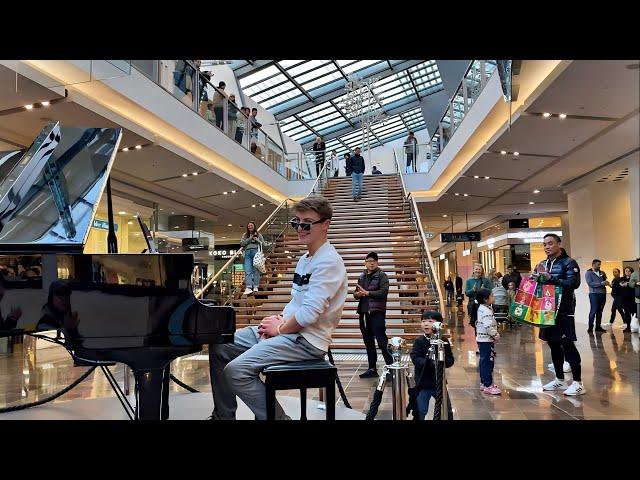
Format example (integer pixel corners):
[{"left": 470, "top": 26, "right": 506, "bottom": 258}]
[
  {"left": 171, "top": 211, "right": 175, "bottom": 214},
  {"left": 174, "top": 226, "right": 179, "bottom": 229},
  {"left": 221, "top": 236, "right": 226, "bottom": 239},
  {"left": 159, "top": 208, "right": 164, "bottom": 211},
  {"left": 24, "top": 104, "right": 33, "bottom": 110},
  {"left": 128, "top": 221, "right": 133, "bottom": 225},
  {"left": 463, "top": 193, "right": 469, "bottom": 197},
  {"left": 231, "top": 190, "right": 237, "bottom": 193},
  {"left": 529, "top": 201, "right": 535, "bottom": 205},
  {"left": 200, "top": 219, "right": 205, "bottom": 222},
  {"left": 122, "top": 147, "right": 129, "bottom": 152},
  {"left": 533, "top": 189, "right": 540, "bottom": 194},
  {"left": 135, "top": 145, "right": 142, "bottom": 150},
  {"left": 118, "top": 211, "right": 127, "bottom": 215},
  {"left": 500, "top": 150, "right": 506, "bottom": 155},
  {"left": 259, "top": 203, "right": 264, "bottom": 206},
  {"left": 454, "top": 193, "right": 459, "bottom": 196},
  {"left": 133, "top": 215, "right": 138, "bottom": 218},
  {"left": 227, "top": 224, "right": 232, "bottom": 227},
  {"left": 41, "top": 101, "right": 50, "bottom": 107},
  {"left": 192, "top": 172, "right": 198, "bottom": 176},
  {"left": 223, "top": 191, "right": 228, "bottom": 195},
  {"left": 474, "top": 175, "right": 479, "bottom": 179},
  {"left": 442, "top": 214, "right": 448, "bottom": 218},
  {"left": 559, "top": 113, "right": 567, "bottom": 119},
  {"left": 484, "top": 176, "right": 490, "bottom": 179},
  {"left": 252, "top": 204, "right": 256, "bottom": 207},
  {"left": 542, "top": 112, "right": 551, "bottom": 118},
  {"left": 513, "top": 151, "right": 520, "bottom": 156},
  {"left": 182, "top": 173, "right": 188, "bottom": 177}
]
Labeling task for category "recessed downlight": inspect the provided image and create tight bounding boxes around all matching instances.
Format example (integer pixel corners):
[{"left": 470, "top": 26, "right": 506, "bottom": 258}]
[
  {"left": 231, "top": 190, "right": 237, "bottom": 193},
  {"left": 192, "top": 172, "right": 198, "bottom": 176},
  {"left": 463, "top": 193, "right": 469, "bottom": 197},
  {"left": 252, "top": 204, "right": 256, "bottom": 207},
  {"left": 227, "top": 224, "right": 232, "bottom": 227},
  {"left": 542, "top": 112, "right": 551, "bottom": 118},
  {"left": 533, "top": 189, "right": 540, "bottom": 194},
  {"left": 24, "top": 104, "right": 33, "bottom": 110},
  {"left": 442, "top": 214, "right": 448, "bottom": 218},
  {"left": 558, "top": 113, "right": 567, "bottom": 119},
  {"left": 182, "top": 173, "right": 188, "bottom": 177},
  {"left": 259, "top": 203, "right": 264, "bottom": 206},
  {"left": 41, "top": 101, "right": 50, "bottom": 107},
  {"left": 529, "top": 201, "right": 535, "bottom": 205},
  {"left": 454, "top": 193, "right": 460, "bottom": 196},
  {"left": 500, "top": 150, "right": 507, "bottom": 155},
  {"left": 135, "top": 145, "right": 142, "bottom": 150},
  {"left": 474, "top": 175, "right": 479, "bottom": 179},
  {"left": 484, "top": 176, "right": 490, "bottom": 179},
  {"left": 118, "top": 211, "right": 127, "bottom": 215},
  {"left": 122, "top": 147, "right": 129, "bottom": 152},
  {"left": 223, "top": 191, "right": 228, "bottom": 195},
  {"left": 513, "top": 151, "right": 520, "bottom": 156}
]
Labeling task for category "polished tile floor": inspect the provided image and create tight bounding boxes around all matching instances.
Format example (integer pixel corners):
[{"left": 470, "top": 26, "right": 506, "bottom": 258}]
[{"left": 1, "top": 305, "right": 638, "bottom": 420}]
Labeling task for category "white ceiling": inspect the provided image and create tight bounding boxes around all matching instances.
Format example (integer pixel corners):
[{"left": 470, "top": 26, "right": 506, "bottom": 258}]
[{"left": 421, "top": 59, "right": 640, "bottom": 251}]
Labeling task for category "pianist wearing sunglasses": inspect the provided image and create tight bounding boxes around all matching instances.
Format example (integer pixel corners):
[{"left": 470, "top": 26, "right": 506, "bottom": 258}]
[{"left": 208, "top": 196, "right": 348, "bottom": 420}]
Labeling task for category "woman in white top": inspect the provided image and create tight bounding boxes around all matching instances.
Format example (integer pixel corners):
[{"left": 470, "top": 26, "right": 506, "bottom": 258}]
[{"left": 329, "top": 150, "right": 339, "bottom": 177}]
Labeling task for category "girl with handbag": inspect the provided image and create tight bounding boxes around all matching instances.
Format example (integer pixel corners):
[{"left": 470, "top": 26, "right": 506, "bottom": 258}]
[{"left": 240, "top": 222, "right": 265, "bottom": 295}]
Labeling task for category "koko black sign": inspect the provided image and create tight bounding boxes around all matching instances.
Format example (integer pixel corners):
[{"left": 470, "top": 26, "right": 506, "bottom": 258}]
[{"left": 440, "top": 232, "right": 481, "bottom": 243}]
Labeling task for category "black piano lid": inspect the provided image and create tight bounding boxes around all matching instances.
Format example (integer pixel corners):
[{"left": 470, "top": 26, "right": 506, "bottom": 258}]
[{"left": 0, "top": 122, "right": 122, "bottom": 253}]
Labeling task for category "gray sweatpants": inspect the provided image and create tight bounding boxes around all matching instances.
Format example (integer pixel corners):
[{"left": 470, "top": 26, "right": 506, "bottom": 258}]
[{"left": 209, "top": 326, "right": 325, "bottom": 420}]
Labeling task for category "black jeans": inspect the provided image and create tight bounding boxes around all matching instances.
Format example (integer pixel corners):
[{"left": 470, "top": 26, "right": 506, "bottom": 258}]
[
  {"left": 588, "top": 293, "right": 607, "bottom": 329},
  {"left": 359, "top": 311, "right": 393, "bottom": 370},
  {"left": 315, "top": 159, "right": 325, "bottom": 176},
  {"left": 548, "top": 340, "right": 582, "bottom": 381},
  {"left": 609, "top": 296, "right": 627, "bottom": 325}
]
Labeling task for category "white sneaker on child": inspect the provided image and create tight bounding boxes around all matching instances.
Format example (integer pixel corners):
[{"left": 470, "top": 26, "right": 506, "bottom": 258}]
[{"left": 542, "top": 378, "right": 568, "bottom": 391}]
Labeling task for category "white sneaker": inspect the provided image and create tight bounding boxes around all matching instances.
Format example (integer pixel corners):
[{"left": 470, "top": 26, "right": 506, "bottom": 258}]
[
  {"left": 547, "top": 362, "right": 571, "bottom": 372},
  {"left": 564, "top": 381, "right": 586, "bottom": 396},
  {"left": 253, "top": 286, "right": 259, "bottom": 293},
  {"left": 543, "top": 378, "right": 568, "bottom": 391},
  {"left": 243, "top": 288, "right": 253, "bottom": 295}
]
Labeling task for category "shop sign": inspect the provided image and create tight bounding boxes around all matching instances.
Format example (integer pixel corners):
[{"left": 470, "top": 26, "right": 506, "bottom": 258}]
[
  {"left": 92, "top": 219, "right": 118, "bottom": 232},
  {"left": 440, "top": 232, "right": 480, "bottom": 242}
]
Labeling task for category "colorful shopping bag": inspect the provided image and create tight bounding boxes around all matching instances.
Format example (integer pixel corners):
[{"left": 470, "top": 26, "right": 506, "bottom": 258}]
[{"left": 509, "top": 276, "right": 562, "bottom": 328}]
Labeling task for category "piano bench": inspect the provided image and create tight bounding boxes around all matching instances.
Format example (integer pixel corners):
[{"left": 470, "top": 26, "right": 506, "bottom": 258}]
[{"left": 263, "top": 359, "right": 336, "bottom": 421}]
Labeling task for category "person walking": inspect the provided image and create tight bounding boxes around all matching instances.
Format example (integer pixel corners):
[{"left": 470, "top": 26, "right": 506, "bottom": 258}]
[
  {"left": 585, "top": 259, "right": 609, "bottom": 333},
  {"left": 455, "top": 273, "right": 464, "bottom": 307},
  {"left": 343, "top": 153, "right": 352, "bottom": 177},
  {"left": 350, "top": 147, "right": 365, "bottom": 201},
  {"left": 620, "top": 267, "right": 635, "bottom": 331},
  {"left": 538, "top": 233, "right": 586, "bottom": 396},
  {"left": 403, "top": 132, "right": 418, "bottom": 174},
  {"left": 444, "top": 275, "right": 455, "bottom": 307},
  {"left": 355, "top": 252, "right": 393, "bottom": 378},
  {"left": 608, "top": 268, "right": 627, "bottom": 328},
  {"left": 312, "top": 136, "right": 326, "bottom": 177},
  {"left": 240, "top": 222, "right": 265, "bottom": 295}
]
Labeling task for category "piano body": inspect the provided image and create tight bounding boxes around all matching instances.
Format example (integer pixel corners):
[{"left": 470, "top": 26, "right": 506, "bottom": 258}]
[{"left": 0, "top": 122, "right": 235, "bottom": 420}]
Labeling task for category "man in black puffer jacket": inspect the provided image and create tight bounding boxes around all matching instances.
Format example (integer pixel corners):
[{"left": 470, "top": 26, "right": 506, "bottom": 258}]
[
  {"left": 355, "top": 252, "right": 392, "bottom": 378},
  {"left": 536, "top": 233, "right": 586, "bottom": 396},
  {"left": 410, "top": 310, "right": 454, "bottom": 420},
  {"left": 350, "top": 147, "right": 365, "bottom": 201}
]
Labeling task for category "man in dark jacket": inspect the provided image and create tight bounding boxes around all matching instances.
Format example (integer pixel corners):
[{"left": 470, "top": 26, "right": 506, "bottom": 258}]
[
  {"left": 536, "top": 233, "right": 586, "bottom": 396},
  {"left": 350, "top": 147, "right": 365, "bottom": 201},
  {"left": 501, "top": 264, "right": 522, "bottom": 290},
  {"left": 410, "top": 310, "right": 454, "bottom": 420},
  {"left": 585, "top": 259, "right": 609, "bottom": 332},
  {"left": 355, "top": 252, "right": 392, "bottom": 378}
]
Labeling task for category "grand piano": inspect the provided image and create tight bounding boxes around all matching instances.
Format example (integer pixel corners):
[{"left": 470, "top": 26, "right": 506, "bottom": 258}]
[{"left": 0, "top": 122, "right": 235, "bottom": 420}]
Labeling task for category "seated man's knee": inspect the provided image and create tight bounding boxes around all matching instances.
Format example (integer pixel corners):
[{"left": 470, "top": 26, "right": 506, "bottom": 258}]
[{"left": 223, "top": 358, "right": 253, "bottom": 387}]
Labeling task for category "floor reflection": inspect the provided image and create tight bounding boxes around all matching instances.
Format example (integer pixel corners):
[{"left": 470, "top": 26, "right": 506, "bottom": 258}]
[{"left": 0, "top": 305, "right": 638, "bottom": 420}]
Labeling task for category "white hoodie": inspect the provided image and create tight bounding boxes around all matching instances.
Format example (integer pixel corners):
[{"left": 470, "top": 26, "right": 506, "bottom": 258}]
[{"left": 281, "top": 241, "right": 348, "bottom": 352}]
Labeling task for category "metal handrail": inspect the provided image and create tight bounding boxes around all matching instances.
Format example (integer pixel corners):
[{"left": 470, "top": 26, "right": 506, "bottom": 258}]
[
  {"left": 393, "top": 150, "right": 445, "bottom": 313},
  {"left": 195, "top": 159, "right": 333, "bottom": 300}
]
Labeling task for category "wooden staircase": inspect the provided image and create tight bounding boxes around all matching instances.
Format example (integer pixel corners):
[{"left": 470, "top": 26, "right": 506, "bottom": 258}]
[{"left": 230, "top": 174, "right": 439, "bottom": 350}]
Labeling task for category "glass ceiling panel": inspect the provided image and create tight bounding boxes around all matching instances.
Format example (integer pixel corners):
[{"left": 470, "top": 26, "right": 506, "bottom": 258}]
[{"left": 239, "top": 65, "right": 281, "bottom": 89}]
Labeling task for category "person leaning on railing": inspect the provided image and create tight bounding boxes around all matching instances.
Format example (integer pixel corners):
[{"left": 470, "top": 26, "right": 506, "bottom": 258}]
[
  {"left": 227, "top": 94, "right": 239, "bottom": 138},
  {"left": 211, "top": 82, "right": 228, "bottom": 130}
]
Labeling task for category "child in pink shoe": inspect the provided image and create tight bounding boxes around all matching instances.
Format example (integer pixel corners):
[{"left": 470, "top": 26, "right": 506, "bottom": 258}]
[{"left": 472, "top": 288, "right": 501, "bottom": 395}]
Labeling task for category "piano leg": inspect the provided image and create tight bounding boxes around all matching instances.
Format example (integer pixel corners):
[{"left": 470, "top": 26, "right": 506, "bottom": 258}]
[
  {"left": 134, "top": 369, "right": 166, "bottom": 420},
  {"left": 161, "top": 365, "right": 171, "bottom": 420}
]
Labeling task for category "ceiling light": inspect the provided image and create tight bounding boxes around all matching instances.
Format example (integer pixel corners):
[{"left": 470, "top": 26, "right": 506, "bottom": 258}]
[
  {"left": 542, "top": 112, "right": 551, "bottom": 118},
  {"left": 200, "top": 219, "right": 205, "bottom": 222},
  {"left": 135, "top": 145, "right": 142, "bottom": 150},
  {"left": 223, "top": 191, "right": 228, "bottom": 195},
  {"left": 463, "top": 193, "right": 469, "bottom": 197},
  {"left": 171, "top": 212, "right": 175, "bottom": 214},
  {"left": 529, "top": 201, "right": 535, "bottom": 205},
  {"left": 133, "top": 215, "right": 138, "bottom": 218},
  {"left": 128, "top": 221, "right": 133, "bottom": 225},
  {"left": 500, "top": 150, "right": 506, "bottom": 155},
  {"left": 122, "top": 147, "right": 129, "bottom": 152},
  {"left": 454, "top": 193, "right": 459, "bottom": 196},
  {"left": 474, "top": 175, "right": 479, "bottom": 179},
  {"left": 192, "top": 172, "right": 198, "bottom": 176},
  {"left": 442, "top": 214, "right": 447, "bottom": 218},
  {"left": 41, "top": 101, "right": 50, "bottom": 107},
  {"left": 24, "top": 104, "right": 33, "bottom": 110},
  {"left": 182, "top": 173, "right": 188, "bottom": 177},
  {"left": 533, "top": 189, "right": 540, "bottom": 194},
  {"left": 231, "top": 190, "right": 237, "bottom": 193},
  {"left": 183, "top": 215, "right": 187, "bottom": 218},
  {"left": 513, "top": 151, "right": 520, "bottom": 156},
  {"left": 559, "top": 113, "right": 567, "bottom": 119},
  {"left": 159, "top": 208, "right": 163, "bottom": 211},
  {"left": 135, "top": 233, "right": 140, "bottom": 236},
  {"left": 118, "top": 211, "right": 126, "bottom": 215},
  {"left": 174, "top": 226, "right": 179, "bottom": 229},
  {"left": 260, "top": 203, "right": 264, "bottom": 206},
  {"left": 484, "top": 176, "right": 490, "bottom": 179},
  {"left": 252, "top": 204, "right": 256, "bottom": 207},
  {"left": 221, "top": 236, "right": 226, "bottom": 239}
]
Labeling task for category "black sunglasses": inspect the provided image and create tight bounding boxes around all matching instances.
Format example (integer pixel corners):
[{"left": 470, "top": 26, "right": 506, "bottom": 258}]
[{"left": 290, "top": 218, "right": 327, "bottom": 231}]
